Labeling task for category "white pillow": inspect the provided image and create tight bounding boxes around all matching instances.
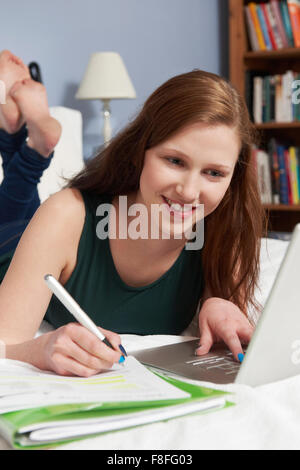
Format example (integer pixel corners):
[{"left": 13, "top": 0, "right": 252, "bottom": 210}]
[
  {"left": 38, "top": 106, "right": 84, "bottom": 202},
  {"left": 0, "top": 106, "right": 84, "bottom": 203}
]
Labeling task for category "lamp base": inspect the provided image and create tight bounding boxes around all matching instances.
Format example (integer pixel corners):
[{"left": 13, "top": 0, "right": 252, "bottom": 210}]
[{"left": 102, "top": 99, "right": 111, "bottom": 147}]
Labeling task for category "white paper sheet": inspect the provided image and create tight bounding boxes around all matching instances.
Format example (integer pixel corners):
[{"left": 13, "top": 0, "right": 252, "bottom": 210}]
[{"left": 0, "top": 356, "right": 189, "bottom": 413}]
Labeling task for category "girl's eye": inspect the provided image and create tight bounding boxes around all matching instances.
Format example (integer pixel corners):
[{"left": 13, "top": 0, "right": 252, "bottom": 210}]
[
  {"left": 206, "top": 169, "right": 224, "bottom": 178},
  {"left": 166, "top": 157, "right": 183, "bottom": 166}
]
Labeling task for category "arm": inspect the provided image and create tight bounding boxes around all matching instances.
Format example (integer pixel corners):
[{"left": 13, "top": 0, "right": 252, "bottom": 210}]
[
  {"left": 196, "top": 286, "right": 254, "bottom": 361},
  {"left": 0, "top": 188, "right": 123, "bottom": 375}
]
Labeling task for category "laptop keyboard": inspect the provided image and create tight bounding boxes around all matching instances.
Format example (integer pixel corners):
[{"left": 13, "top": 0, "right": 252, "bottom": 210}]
[{"left": 185, "top": 352, "right": 241, "bottom": 376}]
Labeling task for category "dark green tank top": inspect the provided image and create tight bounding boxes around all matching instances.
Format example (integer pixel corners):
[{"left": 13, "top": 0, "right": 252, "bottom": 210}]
[{"left": 1, "top": 191, "right": 205, "bottom": 335}]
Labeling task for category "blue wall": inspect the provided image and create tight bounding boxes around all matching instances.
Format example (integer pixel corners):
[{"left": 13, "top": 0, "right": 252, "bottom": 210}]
[{"left": 0, "top": 0, "right": 228, "bottom": 157}]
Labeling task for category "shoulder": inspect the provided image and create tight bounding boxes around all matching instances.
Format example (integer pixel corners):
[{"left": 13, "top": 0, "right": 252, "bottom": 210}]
[
  {"left": 20, "top": 188, "right": 86, "bottom": 272},
  {"left": 37, "top": 187, "right": 85, "bottom": 248},
  {"left": 40, "top": 187, "right": 85, "bottom": 219}
]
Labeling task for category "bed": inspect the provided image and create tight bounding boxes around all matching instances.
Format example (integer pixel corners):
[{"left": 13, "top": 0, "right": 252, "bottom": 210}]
[{"left": 0, "top": 109, "right": 297, "bottom": 450}]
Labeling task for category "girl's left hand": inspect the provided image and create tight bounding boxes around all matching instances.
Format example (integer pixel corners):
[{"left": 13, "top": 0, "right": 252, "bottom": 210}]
[{"left": 195, "top": 297, "right": 254, "bottom": 362}]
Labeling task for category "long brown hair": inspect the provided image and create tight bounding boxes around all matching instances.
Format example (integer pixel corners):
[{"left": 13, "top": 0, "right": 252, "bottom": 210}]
[{"left": 68, "top": 70, "right": 267, "bottom": 316}]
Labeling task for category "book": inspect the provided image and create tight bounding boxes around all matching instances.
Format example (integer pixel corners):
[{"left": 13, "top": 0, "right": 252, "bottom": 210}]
[
  {"left": 277, "top": 145, "right": 289, "bottom": 204},
  {"left": 296, "top": 148, "right": 300, "bottom": 200},
  {"left": 244, "top": 6, "right": 260, "bottom": 51},
  {"left": 253, "top": 76, "right": 263, "bottom": 123},
  {"left": 293, "top": 74, "right": 300, "bottom": 120},
  {"left": 256, "top": 3, "right": 273, "bottom": 49},
  {"left": 270, "top": 0, "right": 290, "bottom": 47},
  {"left": 284, "top": 148, "right": 293, "bottom": 203},
  {"left": 261, "top": 2, "right": 278, "bottom": 49},
  {"left": 255, "top": 148, "right": 273, "bottom": 203},
  {"left": 275, "top": 74, "right": 284, "bottom": 122},
  {"left": 266, "top": 2, "right": 285, "bottom": 48},
  {"left": 0, "top": 357, "right": 230, "bottom": 449},
  {"left": 280, "top": 0, "right": 295, "bottom": 46},
  {"left": 248, "top": 2, "right": 267, "bottom": 49},
  {"left": 268, "top": 139, "right": 281, "bottom": 203},
  {"left": 287, "top": 0, "right": 300, "bottom": 47},
  {"left": 289, "top": 146, "right": 299, "bottom": 203},
  {"left": 270, "top": 75, "right": 276, "bottom": 121}
]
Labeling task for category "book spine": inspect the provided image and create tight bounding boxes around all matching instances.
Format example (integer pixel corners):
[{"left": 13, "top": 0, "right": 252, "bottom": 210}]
[
  {"left": 244, "top": 6, "right": 260, "bottom": 51},
  {"left": 291, "top": 71, "right": 298, "bottom": 120},
  {"left": 277, "top": 145, "right": 289, "bottom": 204},
  {"left": 281, "top": 71, "right": 293, "bottom": 122},
  {"left": 264, "top": 76, "right": 271, "bottom": 122},
  {"left": 256, "top": 4, "right": 273, "bottom": 49},
  {"left": 275, "top": 74, "right": 283, "bottom": 122},
  {"left": 256, "top": 149, "right": 273, "bottom": 204},
  {"left": 281, "top": 73, "right": 287, "bottom": 122},
  {"left": 286, "top": 70, "right": 295, "bottom": 122},
  {"left": 270, "top": 75, "right": 276, "bottom": 121},
  {"left": 262, "top": 76, "right": 268, "bottom": 122},
  {"left": 270, "top": 0, "right": 290, "bottom": 47},
  {"left": 253, "top": 76, "right": 263, "bottom": 123},
  {"left": 293, "top": 73, "right": 300, "bottom": 121},
  {"left": 296, "top": 148, "right": 300, "bottom": 201},
  {"left": 268, "top": 139, "right": 281, "bottom": 203},
  {"left": 248, "top": 2, "right": 267, "bottom": 49},
  {"left": 281, "top": 0, "right": 295, "bottom": 46},
  {"left": 284, "top": 148, "right": 293, "bottom": 203},
  {"left": 266, "top": 3, "right": 285, "bottom": 48},
  {"left": 261, "top": 2, "right": 278, "bottom": 49},
  {"left": 289, "top": 146, "right": 299, "bottom": 203},
  {"left": 287, "top": 0, "right": 300, "bottom": 46}
]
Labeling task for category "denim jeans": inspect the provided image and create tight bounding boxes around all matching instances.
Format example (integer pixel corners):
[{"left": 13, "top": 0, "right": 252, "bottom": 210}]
[{"left": 0, "top": 127, "right": 53, "bottom": 256}]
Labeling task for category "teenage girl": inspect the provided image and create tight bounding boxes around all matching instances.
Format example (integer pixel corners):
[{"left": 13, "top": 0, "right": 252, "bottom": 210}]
[{"left": 0, "top": 50, "right": 265, "bottom": 377}]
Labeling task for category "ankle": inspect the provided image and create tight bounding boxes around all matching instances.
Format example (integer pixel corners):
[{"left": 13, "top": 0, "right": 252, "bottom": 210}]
[{"left": 26, "top": 136, "right": 54, "bottom": 158}]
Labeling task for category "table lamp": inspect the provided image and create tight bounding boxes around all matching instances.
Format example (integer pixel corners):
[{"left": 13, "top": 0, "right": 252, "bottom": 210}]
[{"left": 76, "top": 52, "right": 136, "bottom": 146}]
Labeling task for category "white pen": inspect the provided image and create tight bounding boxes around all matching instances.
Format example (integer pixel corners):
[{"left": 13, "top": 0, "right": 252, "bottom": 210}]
[{"left": 44, "top": 274, "right": 126, "bottom": 362}]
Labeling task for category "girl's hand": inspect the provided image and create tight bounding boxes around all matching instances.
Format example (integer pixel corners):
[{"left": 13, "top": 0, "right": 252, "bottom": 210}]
[
  {"left": 42, "top": 323, "right": 124, "bottom": 377},
  {"left": 195, "top": 297, "right": 254, "bottom": 361}
]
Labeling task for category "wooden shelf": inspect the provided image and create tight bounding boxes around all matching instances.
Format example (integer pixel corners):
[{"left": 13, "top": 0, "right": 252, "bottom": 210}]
[
  {"left": 245, "top": 47, "right": 300, "bottom": 61},
  {"left": 255, "top": 122, "right": 300, "bottom": 129},
  {"left": 264, "top": 205, "right": 300, "bottom": 211},
  {"left": 229, "top": 0, "right": 300, "bottom": 232}
]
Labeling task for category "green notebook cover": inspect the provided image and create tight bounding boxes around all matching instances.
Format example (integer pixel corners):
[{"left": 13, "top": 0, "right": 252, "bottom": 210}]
[{"left": 0, "top": 372, "right": 233, "bottom": 450}]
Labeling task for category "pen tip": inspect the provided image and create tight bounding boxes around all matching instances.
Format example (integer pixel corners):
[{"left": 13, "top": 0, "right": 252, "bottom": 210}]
[{"left": 119, "top": 344, "right": 128, "bottom": 357}]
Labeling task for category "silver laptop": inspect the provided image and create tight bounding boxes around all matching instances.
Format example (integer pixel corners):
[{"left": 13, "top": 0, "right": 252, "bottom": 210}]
[{"left": 132, "top": 224, "right": 300, "bottom": 387}]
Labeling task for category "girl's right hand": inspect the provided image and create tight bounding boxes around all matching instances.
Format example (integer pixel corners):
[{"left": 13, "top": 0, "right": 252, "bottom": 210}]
[{"left": 42, "top": 323, "right": 124, "bottom": 377}]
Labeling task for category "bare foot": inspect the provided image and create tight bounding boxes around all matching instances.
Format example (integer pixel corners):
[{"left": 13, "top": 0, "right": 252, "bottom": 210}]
[
  {"left": 10, "top": 78, "right": 62, "bottom": 157},
  {"left": 0, "top": 50, "right": 30, "bottom": 133}
]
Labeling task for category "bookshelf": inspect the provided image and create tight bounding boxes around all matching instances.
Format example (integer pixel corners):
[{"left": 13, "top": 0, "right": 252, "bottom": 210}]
[{"left": 229, "top": 0, "right": 300, "bottom": 232}]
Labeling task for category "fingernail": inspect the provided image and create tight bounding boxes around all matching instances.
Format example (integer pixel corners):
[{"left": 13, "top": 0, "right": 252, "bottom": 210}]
[
  {"left": 118, "top": 355, "right": 125, "bottom": 364},
  {"left": 238, "top": 353, "right": 244, "bottom": 363},
  {"left": 119, "top": 344, "right": 128, "bottom": 357}
]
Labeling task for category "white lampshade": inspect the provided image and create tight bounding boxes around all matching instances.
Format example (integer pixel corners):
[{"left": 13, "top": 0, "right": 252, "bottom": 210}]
[{"left": 76, "top": 52, "right": 136, "bottom": 100}]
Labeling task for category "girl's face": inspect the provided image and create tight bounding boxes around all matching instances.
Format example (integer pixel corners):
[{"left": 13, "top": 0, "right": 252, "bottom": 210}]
[{"left": 136, "top": 122, "right": 240, "bottom": 240}]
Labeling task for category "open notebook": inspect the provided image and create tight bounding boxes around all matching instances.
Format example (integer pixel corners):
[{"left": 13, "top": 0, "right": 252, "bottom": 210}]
[{"left": 0, "top": 356, "right": 231, "bottom": 449}]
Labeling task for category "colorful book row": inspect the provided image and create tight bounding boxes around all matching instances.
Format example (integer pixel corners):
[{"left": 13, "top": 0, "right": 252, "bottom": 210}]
[
  {"left": 253, "top": 138, "right": 300, "bottom": 205},
  {"left": 246, "top": 70, "right": 300, "bottom": 123},
  {"left": 244, "top": 0, "right": 300, "bottom": 51}
]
